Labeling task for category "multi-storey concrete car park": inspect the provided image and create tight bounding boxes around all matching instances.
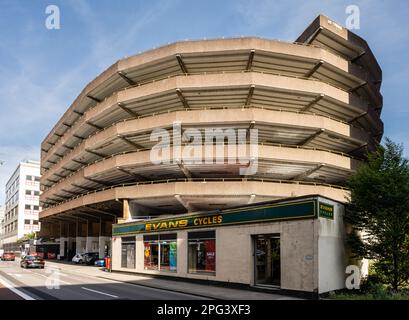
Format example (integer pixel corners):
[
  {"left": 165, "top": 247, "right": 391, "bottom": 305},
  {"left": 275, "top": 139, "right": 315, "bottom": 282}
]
[{"left": 39, "top": 15, "right": 383, "bottom": 295}]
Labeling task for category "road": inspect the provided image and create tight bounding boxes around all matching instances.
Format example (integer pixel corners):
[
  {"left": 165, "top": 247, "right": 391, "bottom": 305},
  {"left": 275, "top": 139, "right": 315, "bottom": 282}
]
[{"left": 0, "top": 260, "right": 210, "bottom": 300}]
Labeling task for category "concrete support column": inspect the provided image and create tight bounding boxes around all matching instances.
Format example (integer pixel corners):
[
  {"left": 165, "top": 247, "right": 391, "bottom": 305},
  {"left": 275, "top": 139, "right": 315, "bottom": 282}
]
[
  {"left": 59, "top": 222, "right": 64, "bottom": 258},
  {"left": 99, "top": 236, "right": 111, "bottom": 258},
  {"left": 60, "top": 237, "right": 67, "bottom": 257},
  {"left": 177, "top": 231, "right": 188, "bottom": 277},
  {"left": 75, "top": 219, "right": 87, "bottom": 253},
  {"left": 86, "top": 219, "right": 99, "bottom": 253},
  {"left": 112, "top": 236, "right": 121, "bottom": 270},
  {"left": 76, "top": 237, "right": 86, "bottom": 253},
  {"left": 60, "top": 222, "right": 70, "bottom": 259},
  {"left": 86, "top": 237, "right": 99, "bottom": 253}
]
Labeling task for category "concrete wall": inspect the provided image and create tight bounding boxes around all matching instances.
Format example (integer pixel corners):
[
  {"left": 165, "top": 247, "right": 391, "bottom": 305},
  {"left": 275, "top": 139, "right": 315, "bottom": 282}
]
[
  {"left": 41, "top": 144, "right": 359, "bottom": 202},
  {"left": 317, "top": 197, "right": 348, "bottom": 293},
  {"left": 41, "top": 35, "right": 380, "bottom": 153},
  {"left": 59, "top": 237, "right": 67, "bottom": 257},
  {"left": 41, "top": 106, "right": 370, "bottom": 185},
  {"left": 99, "top": 236, "right": 111, "bottom": 258},
  {"left": 86, "top": 237, "right": 99, "bottom": 253},
  {"left": 76, "top": 237, "right": 86, "bottom": 254},
  {"left": 41, "top": 181, "right": 349, "bottom": 218},
  {"left": 112, "top": 219, "right": 319, "bottom": 293}
]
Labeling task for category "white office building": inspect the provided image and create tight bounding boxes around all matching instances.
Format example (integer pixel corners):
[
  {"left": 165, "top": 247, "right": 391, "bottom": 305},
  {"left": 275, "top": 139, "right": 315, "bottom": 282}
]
[
  {"left": 0, "top": 205, "right": 4, "bottom": 249},
  {"left": 2, "top": 160, "right": 41, "bottom": 252}
]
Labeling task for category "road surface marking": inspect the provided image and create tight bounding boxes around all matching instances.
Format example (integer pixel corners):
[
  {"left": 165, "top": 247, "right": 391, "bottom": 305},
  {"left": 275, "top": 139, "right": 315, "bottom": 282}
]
[
  {"left": 26, "top": 270, "right": 73, "bottom": 285},
  {"left": 0, "top": 275, "right": 35, "bottom": 300},
  {"left": 81, "top": 286, "right": 119, "bottom": 298},
  {"left": 8, "top": 273, "right": 23, "bottom": 278}
]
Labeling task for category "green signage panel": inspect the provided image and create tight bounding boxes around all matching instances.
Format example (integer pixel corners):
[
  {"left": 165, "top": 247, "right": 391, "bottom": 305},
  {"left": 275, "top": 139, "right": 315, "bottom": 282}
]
[
  {"left": 318, "top": 202, "right": 334, "bottom": 220},
  {"left": 113, "top": 200, "right": 316, "bottom": 235}
]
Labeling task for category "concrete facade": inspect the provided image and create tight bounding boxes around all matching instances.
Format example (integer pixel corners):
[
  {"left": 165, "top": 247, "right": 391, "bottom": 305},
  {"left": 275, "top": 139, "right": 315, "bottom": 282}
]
[
  {"left": 111, "top": 196, "right": 347, "bottom": 294},
  {"left": 39, "top": 14, "right": 382, "bottom": 288}
]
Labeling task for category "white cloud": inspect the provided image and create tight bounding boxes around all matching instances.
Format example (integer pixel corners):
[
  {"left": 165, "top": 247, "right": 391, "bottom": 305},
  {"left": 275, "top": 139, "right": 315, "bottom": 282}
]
[
  {"left": 1, "top": 0, "right": 409, "bottom": 208},
  {"left": 0, "top": 0, "right": 180, "bottom": 205},
  {"left": 67, "top": 0, "right": 178, "bottom": 69}
]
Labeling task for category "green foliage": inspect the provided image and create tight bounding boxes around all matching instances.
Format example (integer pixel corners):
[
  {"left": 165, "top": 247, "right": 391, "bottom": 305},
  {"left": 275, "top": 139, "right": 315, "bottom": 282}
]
[
  {"left": 328, "top": 290, "right": 409, "bottom": 300},
  {"left": 329, "top": 275, "right": 409, "bottom": 300},
  {"left": 17, "top": 232, "right": 36, "bottom": 243},
  {"left": 345, "top": 138, "right": 409, "bottom": 291}
]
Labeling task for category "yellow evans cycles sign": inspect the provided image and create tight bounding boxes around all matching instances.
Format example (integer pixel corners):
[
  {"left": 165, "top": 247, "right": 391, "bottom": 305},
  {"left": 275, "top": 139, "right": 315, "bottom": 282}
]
[
  {"left": 145, "top": 215, "right": 223, "bottom": 231},
  {"left": 113, "top": 200, "right": 318, "bottom": 235},
  {"left": 319, "top": 203, "right": 334, "bottom": 220}
]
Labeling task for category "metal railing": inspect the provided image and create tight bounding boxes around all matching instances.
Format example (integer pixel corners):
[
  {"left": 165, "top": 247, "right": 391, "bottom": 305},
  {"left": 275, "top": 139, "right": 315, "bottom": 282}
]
[
  {"left": 41, "top": 140, "right": 360, "bottom": 195},
  {"left": 41, "top": 102, "right": 370, "bottom": 176},
  {"left": 42, "top": 67, "right": 371, "bottom": 158},
  {"left": 41, "top": 176, "right": 349, "bottom": 211}
]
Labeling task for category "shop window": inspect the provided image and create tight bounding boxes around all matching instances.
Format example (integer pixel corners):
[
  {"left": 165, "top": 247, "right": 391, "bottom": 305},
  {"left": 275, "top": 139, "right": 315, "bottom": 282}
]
[
  {"left": 159, "top": 233, "right": 177, "bottom": 272},
  {"left": 144, "top": 234, "right": 177, "bottom": 272},
  {"left": 121, "top": 236, "right": 136, "bottom": 269},
  {"left": 188, "top": 231, "right": 216, "bottom": 275}
]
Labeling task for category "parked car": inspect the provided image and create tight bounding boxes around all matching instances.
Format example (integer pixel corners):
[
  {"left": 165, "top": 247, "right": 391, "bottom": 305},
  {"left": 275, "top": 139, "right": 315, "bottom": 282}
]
[
  {"left": 1, "top": 252, "right": 16, "bottom": 261},
  {"left": 47, "top": 252, "right": 57, "bottom": 259},
  {"left": 72, "top": 253, "right": 85, "bottom": 264},
  {"left": 20, "top": 255, "right": 45, "bottom": 269},
  {"left": 94, "top": 259, "right": 105, "bottom": 267},
  {"left": 83, "top": 252, "right": 99, "bottom": 265}
]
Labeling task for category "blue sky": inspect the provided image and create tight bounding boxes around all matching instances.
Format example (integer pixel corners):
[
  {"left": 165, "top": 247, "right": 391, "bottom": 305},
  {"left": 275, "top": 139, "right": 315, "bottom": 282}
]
[{"left": 0, "top": 0, "right": 408, "bottom": 204}]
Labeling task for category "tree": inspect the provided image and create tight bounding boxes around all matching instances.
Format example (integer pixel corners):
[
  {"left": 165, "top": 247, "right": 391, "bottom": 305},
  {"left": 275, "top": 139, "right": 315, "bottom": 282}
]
[
  {"left": 17, "top": 232, "right": 37, "bottom": 243},
  {"left": 345, "top": 138, "right": 409, "bottom": 291}
]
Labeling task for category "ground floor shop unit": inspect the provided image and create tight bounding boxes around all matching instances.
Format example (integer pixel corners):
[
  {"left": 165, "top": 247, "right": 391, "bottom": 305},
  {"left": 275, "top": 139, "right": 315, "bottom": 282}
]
[{"left": 112, "top": 195, "right": 349, "bottom": 295}]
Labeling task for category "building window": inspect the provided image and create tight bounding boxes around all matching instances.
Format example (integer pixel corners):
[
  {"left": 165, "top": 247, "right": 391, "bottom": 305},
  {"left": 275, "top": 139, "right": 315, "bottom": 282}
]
[
  {"left": 25, "top": 190, "right": 31, "bottom": 195},
  {"left": 33, "top": 206, "right": 39, "bottom": 211},
  {"left": 121, "top": 237, "right": 136, "bottom": 269},
  {"left": 188, "top": 231, "right": 216, "bottom": 275},
  {"left": 34, "top": 176, "right": 40, "bottom": 182},
  {"left": 143, "top": 234, "right": 177, "bottom": 272},
  {"left": 34, "top": 191, "right": 40, "bottom": 196},
  {"left": 24, "top": 219, "right": 31, "bottom": 225},
  {"left": 25, "top": 205, "right": 31, "bottom": 210},
  {"left": 143, "top": 235, "right": 158, "bottom": 270},
  {"left": 26, "top": 175, "right": 32, "bottom": 181},
  {"left": 159, "top": 233, "right": 177, "bottom": 272}
]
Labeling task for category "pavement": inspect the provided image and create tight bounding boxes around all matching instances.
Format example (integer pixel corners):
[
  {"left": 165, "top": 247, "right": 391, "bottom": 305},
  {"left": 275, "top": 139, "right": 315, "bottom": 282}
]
[{"left": 0, "top": 259, "right": 301, "bottom": 300}]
